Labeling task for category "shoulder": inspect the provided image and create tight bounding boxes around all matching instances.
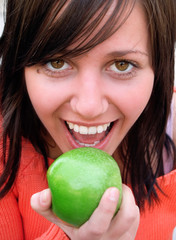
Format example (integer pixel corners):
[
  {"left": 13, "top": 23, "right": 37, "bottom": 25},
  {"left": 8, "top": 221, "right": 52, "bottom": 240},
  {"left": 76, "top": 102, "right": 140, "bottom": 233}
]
[
  {"left": 19, "top": 138, "right": 47, "bottom": 176},
  {"left": 0, "top": 117, "right": 48, "bottom": 174},
  {"left": 18, "top": 138, "right": 54, "bottom": 179}
]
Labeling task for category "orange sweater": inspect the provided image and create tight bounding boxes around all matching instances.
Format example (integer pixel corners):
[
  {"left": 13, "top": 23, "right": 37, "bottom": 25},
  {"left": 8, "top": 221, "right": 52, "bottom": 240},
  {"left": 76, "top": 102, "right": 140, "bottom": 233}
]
[{"left": 0, "top": 138, "right": 176, "bottom": 240}]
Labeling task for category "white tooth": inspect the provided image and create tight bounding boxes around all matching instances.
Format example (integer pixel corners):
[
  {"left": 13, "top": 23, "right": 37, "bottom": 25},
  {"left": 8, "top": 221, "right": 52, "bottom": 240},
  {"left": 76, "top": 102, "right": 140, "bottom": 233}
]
[
  {"left": 76, "top": 139, "right": 100, "bottom": 147},
  {"left": 103, "top": 124, "right": 108, "bottom": 131},
  {"left": 67, "top": 122, "right": 74, "bottom": 129},
  {"left": 73, "top": 124, "right": 79, "bottom": 132},
  {"left": 79, "top": 126, "right": 88, "bottom": 134},
  {"left": 67, "top": 122, "right": 111, "bottom": 135},
  {"left": 88, "top": 126, "right": 97, "bottom": 134},
  {"left": 84, "top": 143, "right": 92, "bottom": 147},
  {"left": 97, "top": 125, "right": 104, "bottom": 133}
]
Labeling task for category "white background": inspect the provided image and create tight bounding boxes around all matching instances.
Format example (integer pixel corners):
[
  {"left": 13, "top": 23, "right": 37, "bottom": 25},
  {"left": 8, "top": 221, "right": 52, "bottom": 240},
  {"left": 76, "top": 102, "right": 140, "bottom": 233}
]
[
  {"left": 0, "top": 0, "right": 4, "bottom": 36},
  {"left": 0, "top": 0, "right": 175, "bottom": 85}
]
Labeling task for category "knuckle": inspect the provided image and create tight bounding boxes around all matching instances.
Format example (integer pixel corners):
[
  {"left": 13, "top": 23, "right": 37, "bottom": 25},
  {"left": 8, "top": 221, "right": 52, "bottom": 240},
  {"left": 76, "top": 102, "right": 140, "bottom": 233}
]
[
  {"left": 87, "top": 218, "right": 108, "bottom": 237},
  {"left": 101, "top": 204, "right": 115, "bottom": 215},
  {"left": 125, "top": 205, "right": 140, "bottom": 224},
  {"left": 99, "top": 198, "right": 116, "bottom": 216},
  {"left": 123, "top": 184, "right": 133, "bottom": 196},
  {"left": 120, "top": 203, "right": 139, "bottom": 225},
  {"left": 89, "top": 226, "right": 105, "bottom": 237}
]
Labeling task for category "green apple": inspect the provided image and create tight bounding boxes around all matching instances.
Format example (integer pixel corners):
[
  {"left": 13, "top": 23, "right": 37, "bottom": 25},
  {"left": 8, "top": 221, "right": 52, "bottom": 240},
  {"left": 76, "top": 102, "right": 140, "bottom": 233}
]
[{"left": 47, "top": 147, "right": 122, "bottom": 227}]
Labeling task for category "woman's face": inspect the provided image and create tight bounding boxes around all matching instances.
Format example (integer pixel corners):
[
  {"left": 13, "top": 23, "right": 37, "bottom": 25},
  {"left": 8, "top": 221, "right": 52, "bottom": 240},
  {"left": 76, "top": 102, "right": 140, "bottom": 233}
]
[{"left": 25, "top": 2, "right": 154, "bottom": 158}]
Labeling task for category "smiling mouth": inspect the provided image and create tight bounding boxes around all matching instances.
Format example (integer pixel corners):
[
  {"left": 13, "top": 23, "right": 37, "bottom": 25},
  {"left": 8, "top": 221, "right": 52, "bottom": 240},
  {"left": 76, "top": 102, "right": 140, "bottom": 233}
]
[{"left": 65, "top": 121, "right": 113, "bottom": 147}]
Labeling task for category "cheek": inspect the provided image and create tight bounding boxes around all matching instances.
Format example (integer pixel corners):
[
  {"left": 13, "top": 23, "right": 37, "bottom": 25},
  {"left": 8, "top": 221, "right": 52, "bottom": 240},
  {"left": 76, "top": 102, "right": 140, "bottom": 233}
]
[
  {"left": 26, "top": 83, "right": 55, "bottom": 117},
  {"left": 25, "top": 68, "right": 69, "bottom": 117},
  {"left": 112, "top": 72, "right": 154, "bottom": 121}
]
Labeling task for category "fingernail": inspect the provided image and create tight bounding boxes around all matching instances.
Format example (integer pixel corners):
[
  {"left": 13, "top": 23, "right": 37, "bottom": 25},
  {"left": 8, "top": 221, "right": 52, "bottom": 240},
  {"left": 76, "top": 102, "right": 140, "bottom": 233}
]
[
  {"left": 41, "top": 189, "right": 49, "bottom": 203},
  {"left": 30, "top": 192, "right": 39, "bottom": 207},
  {"left": 108, "top": 187, "right": 119, "bottom": 202}
]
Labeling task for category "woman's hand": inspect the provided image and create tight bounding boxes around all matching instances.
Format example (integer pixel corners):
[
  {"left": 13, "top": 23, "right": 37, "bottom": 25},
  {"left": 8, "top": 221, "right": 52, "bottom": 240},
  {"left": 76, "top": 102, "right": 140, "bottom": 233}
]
[{"left": 31, "top": 184, "right": 140, "bottom": 240}]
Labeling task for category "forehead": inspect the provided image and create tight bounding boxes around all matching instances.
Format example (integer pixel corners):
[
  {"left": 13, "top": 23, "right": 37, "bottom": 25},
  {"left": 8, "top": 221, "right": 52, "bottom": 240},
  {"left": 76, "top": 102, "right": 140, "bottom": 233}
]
[
  {"left": 67, "top": 1, "right": 149, "bottom": 55},
  {"left": 66, "top": 1, "right": 131, "bottom": 50},
  {"left": 27, "top": 0, "right": 146, "bottom": 64}
]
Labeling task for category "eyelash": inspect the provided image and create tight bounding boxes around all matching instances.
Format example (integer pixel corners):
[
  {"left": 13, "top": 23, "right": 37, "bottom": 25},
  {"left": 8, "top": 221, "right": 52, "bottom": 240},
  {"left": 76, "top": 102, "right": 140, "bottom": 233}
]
[{"left": 42, "top": 58, "right": 139, "bottom": 79}]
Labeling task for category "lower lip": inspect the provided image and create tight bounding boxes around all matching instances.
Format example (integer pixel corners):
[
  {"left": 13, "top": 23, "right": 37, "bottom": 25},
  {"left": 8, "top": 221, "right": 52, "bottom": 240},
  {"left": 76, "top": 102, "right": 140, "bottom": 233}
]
[{"left": 63, "top": 121, "right": 118, "bottom": 151}]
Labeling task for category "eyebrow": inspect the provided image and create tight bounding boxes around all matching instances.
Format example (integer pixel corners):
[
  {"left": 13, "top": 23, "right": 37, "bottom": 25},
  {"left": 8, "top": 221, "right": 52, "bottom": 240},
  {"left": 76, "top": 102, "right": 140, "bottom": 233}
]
[{"left": 107, "top": 50, "right": 149, "bottom": 58}]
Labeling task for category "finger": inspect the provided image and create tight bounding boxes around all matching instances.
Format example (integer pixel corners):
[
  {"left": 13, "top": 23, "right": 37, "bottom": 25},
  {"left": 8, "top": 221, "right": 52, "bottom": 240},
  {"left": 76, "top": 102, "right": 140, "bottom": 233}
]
[
  {"left": 76, "top": 187, "right": 120, "bottom": 240},
  {"left": 30, "top": 189, "right": 58, "bottom": 224},
  {"left": 109, "top": 184, "right": 140, "bottom": 239},
  {"left": 31, "top": 189, "right": 78, "bottom": 238}
]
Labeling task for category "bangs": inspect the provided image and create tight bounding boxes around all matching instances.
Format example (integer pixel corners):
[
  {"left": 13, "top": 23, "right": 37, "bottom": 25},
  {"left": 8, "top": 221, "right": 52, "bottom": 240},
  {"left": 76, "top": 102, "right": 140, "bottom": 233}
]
[{"left": 24, "top": 0, "right": 135, "bottom": 65}]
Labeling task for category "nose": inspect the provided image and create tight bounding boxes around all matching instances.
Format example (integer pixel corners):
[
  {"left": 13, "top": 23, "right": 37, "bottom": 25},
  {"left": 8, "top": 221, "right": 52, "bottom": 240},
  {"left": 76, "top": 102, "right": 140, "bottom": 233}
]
[{"left": 70, "top": 72, "right": 108, "bottom": 119}]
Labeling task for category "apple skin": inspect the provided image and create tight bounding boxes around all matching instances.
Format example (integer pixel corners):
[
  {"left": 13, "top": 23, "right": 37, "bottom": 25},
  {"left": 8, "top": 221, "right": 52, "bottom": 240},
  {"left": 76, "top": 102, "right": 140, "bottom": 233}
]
[{"left": 47, "top": 147, "right": 122, "bottom": 227}]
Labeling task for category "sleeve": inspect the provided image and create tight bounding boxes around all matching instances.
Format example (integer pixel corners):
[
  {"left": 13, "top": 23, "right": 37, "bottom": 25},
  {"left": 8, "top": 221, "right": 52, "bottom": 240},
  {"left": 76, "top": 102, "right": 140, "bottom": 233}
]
[
  {"left": 0, "top": 137, "right": 69, "bottom": 240},
  {"left": 35, "top": 223, "right": 70, "bottom": 240},
  {"left": 0, "top": 188, "right": 24, "bottom": 240},
  {"left": 0, "top": 191, "right": 69, "bottom": 240}
]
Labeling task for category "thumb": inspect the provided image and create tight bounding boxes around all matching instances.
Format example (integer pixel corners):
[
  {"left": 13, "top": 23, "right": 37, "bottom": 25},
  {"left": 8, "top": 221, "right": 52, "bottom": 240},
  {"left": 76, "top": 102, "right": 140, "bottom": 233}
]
[
  {"left": 30, "top": 189, "right": 58, "bottom": 223},
  {"left": 31, "top": 188, "right": 51, "bottom": 210}
]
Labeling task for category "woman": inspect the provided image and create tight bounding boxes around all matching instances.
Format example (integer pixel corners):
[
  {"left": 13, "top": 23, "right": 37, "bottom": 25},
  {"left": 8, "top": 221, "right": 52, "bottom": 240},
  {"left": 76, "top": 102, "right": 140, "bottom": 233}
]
[{"left": 0, "top": 0, "right": 176, "bottom": 239}]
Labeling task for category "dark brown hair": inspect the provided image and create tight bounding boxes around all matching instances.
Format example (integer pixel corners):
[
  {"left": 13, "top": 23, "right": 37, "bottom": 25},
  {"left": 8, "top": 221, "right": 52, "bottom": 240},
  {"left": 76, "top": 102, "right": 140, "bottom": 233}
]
[{"left": 0, "top": 0, "right": 176, "bottom": 209}]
